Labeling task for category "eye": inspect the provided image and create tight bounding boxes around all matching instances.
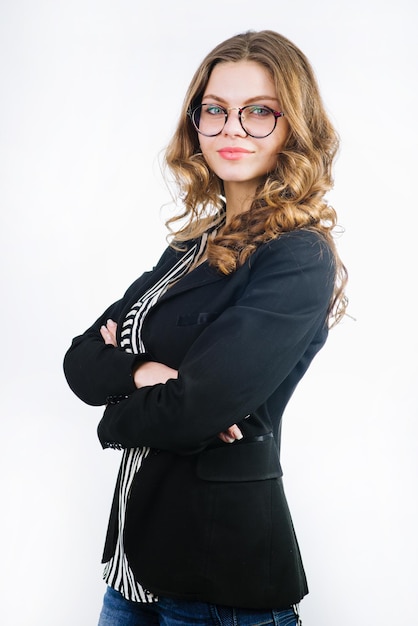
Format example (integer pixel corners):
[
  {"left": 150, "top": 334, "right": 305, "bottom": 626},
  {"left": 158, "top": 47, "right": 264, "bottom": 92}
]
[
  {"left": 245, "top": 105, "right": 271, "bottom": 117},
  {"left": 204, "top": 104, "right": 225, "bottom": 116}
]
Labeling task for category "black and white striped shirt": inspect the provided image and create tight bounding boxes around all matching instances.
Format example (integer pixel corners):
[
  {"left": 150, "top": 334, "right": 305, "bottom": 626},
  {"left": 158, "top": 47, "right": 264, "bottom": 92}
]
[{"left": 103, "top": 234, "right": 209, "bottom": 602}]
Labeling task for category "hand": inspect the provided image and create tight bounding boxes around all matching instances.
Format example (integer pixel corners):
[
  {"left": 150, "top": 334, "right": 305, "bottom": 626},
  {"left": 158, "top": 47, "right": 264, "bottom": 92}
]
[
  {"left": 104, "top": 324, "right": 242, "bottom": 444},
  {"left": 217, "top": 424, "right": 243, "bottom": 444},
  {"left": 134, "top": 363, "right": 243, "bottom": 442},
  {"left": 133, "top": 361, "right": 179, "bottom": 388},
  {"left": 100, "top": 319, "right": 118, "bottom": 347}
]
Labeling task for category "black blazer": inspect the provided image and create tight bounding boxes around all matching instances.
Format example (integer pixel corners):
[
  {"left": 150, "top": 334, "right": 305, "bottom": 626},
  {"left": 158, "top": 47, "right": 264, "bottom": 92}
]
[{"left": 63, "top": 229, "right": 335, "bottom": 609}]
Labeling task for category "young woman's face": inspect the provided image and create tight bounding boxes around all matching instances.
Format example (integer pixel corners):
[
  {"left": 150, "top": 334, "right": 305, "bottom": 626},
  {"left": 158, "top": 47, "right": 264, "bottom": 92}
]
[{"left": 198, "top": 60, "right": 289, "bottom": 192}]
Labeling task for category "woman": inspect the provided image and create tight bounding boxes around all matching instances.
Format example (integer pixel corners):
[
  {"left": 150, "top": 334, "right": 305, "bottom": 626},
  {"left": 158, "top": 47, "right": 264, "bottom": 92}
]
[{"left": 64, "top": 29, "right": 347, "bottom": 626}]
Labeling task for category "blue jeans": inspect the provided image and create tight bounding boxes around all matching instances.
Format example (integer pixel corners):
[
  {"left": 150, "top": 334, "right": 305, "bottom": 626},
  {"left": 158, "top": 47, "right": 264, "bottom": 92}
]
[{"left": 97, "top": 586, "right": 301, "bottom": 626}]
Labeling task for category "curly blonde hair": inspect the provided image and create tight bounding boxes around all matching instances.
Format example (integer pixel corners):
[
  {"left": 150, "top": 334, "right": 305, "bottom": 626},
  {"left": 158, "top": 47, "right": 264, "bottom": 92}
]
[{"left": 164, "top": 30, "right": 347, "bottom": 324}]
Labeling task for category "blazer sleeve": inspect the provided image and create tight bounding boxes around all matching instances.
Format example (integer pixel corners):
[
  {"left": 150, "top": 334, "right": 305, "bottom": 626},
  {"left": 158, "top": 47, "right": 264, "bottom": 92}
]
[
  {"left": 63, "top": 246, "right": 174, "bottom": 406},
  {"left": 97, "top": 231, "right": 335, "bottom": 454}
]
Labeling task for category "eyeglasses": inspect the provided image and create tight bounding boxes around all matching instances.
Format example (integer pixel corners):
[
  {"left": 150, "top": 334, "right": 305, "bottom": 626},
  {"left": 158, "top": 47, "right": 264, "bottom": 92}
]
[{"left": 188, "top": 104, "right": 285, "bottom": 139}]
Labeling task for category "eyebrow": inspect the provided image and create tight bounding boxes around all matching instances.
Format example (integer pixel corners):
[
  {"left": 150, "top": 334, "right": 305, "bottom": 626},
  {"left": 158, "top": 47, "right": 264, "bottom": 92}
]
[{"left": 202, "top": 94, "right": 280, "bottom": 105}]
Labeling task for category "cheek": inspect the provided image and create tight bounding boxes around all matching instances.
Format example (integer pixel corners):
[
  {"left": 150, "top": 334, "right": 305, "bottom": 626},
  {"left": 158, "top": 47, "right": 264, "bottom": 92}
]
[
  {"left": 198, "top": 136, "right": 211, "bottom": 156},
  {"left": 199, "top": 138, "right": 217, "bottom": 169},
  {"left": 263, "top": 132, "right": 288, "bottom": 171},
  {"left": 275, "top": 119, "right": 290, "bottom": 152}
]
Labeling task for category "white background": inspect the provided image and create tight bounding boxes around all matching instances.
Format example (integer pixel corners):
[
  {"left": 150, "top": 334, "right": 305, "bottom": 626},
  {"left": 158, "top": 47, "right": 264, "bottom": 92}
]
[{"left": 1, "top": 1, "right": 417, "bottom": 625}]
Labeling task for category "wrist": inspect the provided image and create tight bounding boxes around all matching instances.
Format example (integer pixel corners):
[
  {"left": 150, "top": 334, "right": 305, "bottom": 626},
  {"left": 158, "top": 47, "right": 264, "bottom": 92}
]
[{"left": 132, "top": 355, "right": 151, "bottom": 389}]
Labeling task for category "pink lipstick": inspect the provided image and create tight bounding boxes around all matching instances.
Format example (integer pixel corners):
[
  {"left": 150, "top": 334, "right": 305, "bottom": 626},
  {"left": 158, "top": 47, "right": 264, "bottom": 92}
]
[{"left": 218, "top": 147, "right": 252, "bottom": 160}]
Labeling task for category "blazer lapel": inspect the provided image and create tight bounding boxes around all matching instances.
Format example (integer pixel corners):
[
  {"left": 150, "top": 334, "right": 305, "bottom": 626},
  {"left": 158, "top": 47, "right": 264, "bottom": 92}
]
[{"left": 158, "top": 260, "right": 225, "bottom": 303}]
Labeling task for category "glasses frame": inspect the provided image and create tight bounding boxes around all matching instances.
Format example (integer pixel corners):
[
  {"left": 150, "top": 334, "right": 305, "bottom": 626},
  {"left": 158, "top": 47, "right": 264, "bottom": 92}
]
[{"left": 188, "top": 103, "right": 285, "bottom": 139}]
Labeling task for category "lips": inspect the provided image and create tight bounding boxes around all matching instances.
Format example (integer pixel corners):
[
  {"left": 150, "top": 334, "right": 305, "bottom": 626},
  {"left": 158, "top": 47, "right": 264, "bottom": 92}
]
[{"left": 218, "top": 147, "right": 253, "bottom": 160}]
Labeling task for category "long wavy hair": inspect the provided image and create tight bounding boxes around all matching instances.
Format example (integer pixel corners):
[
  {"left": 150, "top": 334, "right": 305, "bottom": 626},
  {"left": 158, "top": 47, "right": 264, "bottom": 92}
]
[{"left": 164, "top": 30, "right": 347, "bottom": 325}]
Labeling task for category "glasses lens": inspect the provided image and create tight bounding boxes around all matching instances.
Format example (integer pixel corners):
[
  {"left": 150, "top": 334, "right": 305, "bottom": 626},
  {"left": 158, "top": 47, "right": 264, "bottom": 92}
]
[
  {"left": 240, "top": 106, "right": 276, "bottom": 138},
  {"left": 192, "top": 104, "right": 226, "bottom": 136}
]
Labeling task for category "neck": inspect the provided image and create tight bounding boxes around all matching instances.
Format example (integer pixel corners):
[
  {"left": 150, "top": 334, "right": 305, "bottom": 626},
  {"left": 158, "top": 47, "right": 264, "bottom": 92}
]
[{"left": 224, "top": 181, "right": 257, "bottom": 225}]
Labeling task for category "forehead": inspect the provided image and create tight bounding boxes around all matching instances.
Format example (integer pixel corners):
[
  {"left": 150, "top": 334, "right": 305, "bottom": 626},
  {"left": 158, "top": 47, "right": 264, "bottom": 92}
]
[{"left": 203, "top": 60, "right": 278, "bottom": 102}]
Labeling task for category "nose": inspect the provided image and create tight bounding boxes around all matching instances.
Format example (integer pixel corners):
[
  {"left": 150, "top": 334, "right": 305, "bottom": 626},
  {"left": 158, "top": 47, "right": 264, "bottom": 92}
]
[{"left": 223, "top": 108, "right": 247, "bottom": 136}]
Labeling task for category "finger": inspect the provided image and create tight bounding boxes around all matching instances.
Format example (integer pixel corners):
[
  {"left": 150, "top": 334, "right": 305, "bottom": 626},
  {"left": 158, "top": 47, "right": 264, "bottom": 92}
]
[
  {"left": 100, "top": 325, "right": 115, "bottom": 346},
  {"left": 227, "top": 425, "right": 243, "bottom": 440},
  {"left": 217, "top": 425, "right": 243, "bottom": 444},
  {"left": 218, "top": 432, "right": 235, "bottom": 444},
  {"left": 106, "top": 319, "right": 118, "bottom": 346},
  {"left": 168, "top": 368, "right": 179, "bottom": 380},
  {"left": 100, "top": 325, "right": 117, "bottom": 347}
]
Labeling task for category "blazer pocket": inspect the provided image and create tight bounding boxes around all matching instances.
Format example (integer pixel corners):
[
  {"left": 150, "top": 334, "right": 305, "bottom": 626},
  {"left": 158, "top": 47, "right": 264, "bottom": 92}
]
[
  {"left": 196, "top": 433, "right": 282, "bottom": 482},
  {"left": 176, "top": 312, "right": 219, "bottom": 326}
]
